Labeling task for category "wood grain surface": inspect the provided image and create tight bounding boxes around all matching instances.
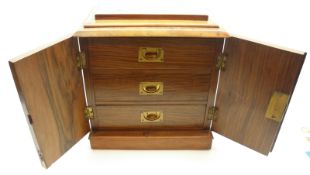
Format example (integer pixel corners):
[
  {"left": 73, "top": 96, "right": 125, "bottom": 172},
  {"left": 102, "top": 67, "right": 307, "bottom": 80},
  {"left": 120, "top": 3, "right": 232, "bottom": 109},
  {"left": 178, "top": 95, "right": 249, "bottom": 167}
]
[
  {"left": 9, "top": 37, "right": 89, "bottom": 168},
  {"left": 92, "top": 105, "right": 206, "bottom": 130},
  {"left": 80, "top": 37, "right": 223, "bottom": 131},
  {"left": 213, "top": 37, "right": 305, "bottom": 155},
  {"left": 92, "top": 70, "right": 210, "bottom": 104},
  {"left": 86, "top": 37, "right": 223, "bottom": 70},
  {"left": 90, "top": 130, "right": 212, "bottom": 149}
]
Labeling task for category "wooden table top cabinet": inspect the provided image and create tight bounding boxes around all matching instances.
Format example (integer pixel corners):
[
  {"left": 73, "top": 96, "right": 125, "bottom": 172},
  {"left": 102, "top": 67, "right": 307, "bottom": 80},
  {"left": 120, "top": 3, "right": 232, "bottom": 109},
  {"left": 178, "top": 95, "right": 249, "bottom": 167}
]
[{"left": 9, "top": 14, "right": 306, "bottom": 168}]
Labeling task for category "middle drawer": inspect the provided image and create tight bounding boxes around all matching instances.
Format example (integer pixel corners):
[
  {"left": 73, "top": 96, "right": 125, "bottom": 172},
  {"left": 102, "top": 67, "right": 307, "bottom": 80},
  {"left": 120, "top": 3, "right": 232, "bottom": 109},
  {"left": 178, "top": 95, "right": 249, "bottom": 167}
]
[{"left": 92, "top": 69, "right": 210, "bottom": 104}]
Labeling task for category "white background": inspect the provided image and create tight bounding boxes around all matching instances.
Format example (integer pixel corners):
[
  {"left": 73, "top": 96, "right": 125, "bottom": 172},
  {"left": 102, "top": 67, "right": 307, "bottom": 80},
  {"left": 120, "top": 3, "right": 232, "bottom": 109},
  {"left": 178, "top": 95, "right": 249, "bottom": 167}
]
[{"left": 0, "top": 0, "right": 309, "bottom": 174}]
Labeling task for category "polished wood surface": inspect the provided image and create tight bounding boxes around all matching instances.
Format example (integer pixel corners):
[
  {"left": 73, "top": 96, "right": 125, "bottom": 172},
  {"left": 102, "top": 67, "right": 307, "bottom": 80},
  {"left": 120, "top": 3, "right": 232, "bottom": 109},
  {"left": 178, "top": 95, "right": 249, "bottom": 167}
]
[
  {"left": 95, "top": 14, "right": 209, "bottom": 21},
  {"left": 90, "top": 130, "right": 212, "bottom": 149},
  {"left": 75, "top": 27, "right": 229, "bottom": 38},
  {"left": 85, "top": 37, "right": 223, "bottom": 70},
  {"left": 231, "top": 34, "right": 305, "bottom": 55},
  {"left": 92, "top": 105, "right": 206, "bottom": 129},
  {"left": 9, "top": 13, "right": 307, "bottom": 167},
  {"left": 84, "top": 20, "right": 219, "bottom": 28},
  {"left": 92, "top": 70, "right": 210, "bottom": 104},
  {"left": 78, "top": 14, "right": 228, "bottom": 38},
  {"left": 9, "top": 37, "right": 89, "bottom": 168},
  {"left": 213, "top": 37, "right": 305, "bottom": 155},
  {"left": 81, "top": 37, "right": 223, "bottom": 130}
]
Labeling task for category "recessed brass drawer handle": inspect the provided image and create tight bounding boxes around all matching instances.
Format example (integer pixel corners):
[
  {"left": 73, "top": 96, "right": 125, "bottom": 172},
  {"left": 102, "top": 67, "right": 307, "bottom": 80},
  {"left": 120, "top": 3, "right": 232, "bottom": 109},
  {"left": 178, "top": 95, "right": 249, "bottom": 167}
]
[
  {"left": 143, "top": 84, "right": 160, "bottom": 93},
  {"left": 139, "top": 82, "right": 163, "bottom": 95},
  {"left": 141, "top": 111, "right": 163, "bottom": 122},
  {"left": 138, "top": 47, "right": 164, "bottom": 62},
  {"left": 145, "top": 113, "right": 160, "bottom": 121}
]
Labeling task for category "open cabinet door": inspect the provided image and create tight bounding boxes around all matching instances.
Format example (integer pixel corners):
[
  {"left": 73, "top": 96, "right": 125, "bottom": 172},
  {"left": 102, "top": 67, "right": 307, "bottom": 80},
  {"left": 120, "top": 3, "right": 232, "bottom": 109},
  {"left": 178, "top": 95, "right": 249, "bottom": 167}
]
[
  {"left": 9, "top": 37, "right": 90, "bottom": 168},
  {"left": 213, "top": 37, "right": 306, "bottom": 155}
]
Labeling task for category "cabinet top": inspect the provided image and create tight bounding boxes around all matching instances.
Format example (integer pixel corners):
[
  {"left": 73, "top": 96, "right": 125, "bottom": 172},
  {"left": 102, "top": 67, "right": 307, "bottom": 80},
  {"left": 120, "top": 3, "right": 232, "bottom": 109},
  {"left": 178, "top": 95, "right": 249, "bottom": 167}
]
[{"left": 74, "top": 14, "right": 229, "bottom": 38}]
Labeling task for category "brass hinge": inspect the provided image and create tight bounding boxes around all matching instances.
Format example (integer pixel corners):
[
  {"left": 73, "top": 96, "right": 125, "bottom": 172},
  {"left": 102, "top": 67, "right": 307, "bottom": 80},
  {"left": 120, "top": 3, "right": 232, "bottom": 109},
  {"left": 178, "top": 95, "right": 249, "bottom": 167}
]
[
  {"left": 77, "top": 52, "right": 86, "bottom": 69},
  {"left": 216, "top": 53, "right": 227, "bottom": 70},
  {"left": 84, "top": 106, "right": 94, "bottom": 119},
  {"left": 207, "top": 106, "right": 218, "bottom": 120}
]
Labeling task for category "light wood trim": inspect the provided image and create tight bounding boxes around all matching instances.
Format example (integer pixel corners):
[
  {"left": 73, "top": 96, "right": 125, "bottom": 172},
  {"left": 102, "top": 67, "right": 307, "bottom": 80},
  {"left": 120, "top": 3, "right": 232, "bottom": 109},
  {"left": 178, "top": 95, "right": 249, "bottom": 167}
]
[
  {"left": 75, "top": 27, "right": 229, "bottom": 38},
  {"left": 84, "top": 20, "right": 219, "bottom": 28},
  {"left": 90, "top": 130, "right": 213, "bottom": 149}
]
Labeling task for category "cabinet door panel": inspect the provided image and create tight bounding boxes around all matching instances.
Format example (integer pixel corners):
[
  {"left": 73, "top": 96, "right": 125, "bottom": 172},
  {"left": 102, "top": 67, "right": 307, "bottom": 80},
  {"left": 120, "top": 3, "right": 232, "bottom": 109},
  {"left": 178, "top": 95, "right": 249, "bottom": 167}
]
[
  {"left": 213, "top": 37, "right": 305, "bottom": 154},
  {"left": 9, "top": 37, "right": 89, "bottom": 168}
]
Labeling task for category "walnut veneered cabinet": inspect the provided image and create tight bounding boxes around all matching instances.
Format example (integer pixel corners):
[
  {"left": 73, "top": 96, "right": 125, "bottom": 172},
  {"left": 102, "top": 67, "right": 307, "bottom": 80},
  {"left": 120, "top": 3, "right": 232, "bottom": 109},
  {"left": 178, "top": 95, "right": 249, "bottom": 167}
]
[{"left": 9, "top": 14, "right": 306, "bottom": 168}]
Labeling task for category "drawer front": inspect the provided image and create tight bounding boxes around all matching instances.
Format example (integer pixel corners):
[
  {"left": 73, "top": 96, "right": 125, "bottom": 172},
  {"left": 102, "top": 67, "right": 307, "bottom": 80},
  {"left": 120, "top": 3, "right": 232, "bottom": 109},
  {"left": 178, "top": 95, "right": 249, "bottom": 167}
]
[
  {"left": 92, "top": 70, "right": 210, "bottom": 104},
  {"left": 86, "top": 37, "right": 223, "bottom": 71},
  {"left": 92, "top": 105, "right": 206, "bottom": 129}
]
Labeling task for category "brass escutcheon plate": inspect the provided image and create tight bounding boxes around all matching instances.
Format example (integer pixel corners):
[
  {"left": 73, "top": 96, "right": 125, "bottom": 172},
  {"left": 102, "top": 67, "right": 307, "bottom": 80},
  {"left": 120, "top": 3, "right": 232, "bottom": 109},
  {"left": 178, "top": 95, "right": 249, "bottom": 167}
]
[{"left": 265, "top": 91, "right": 290, "bottom": 122}]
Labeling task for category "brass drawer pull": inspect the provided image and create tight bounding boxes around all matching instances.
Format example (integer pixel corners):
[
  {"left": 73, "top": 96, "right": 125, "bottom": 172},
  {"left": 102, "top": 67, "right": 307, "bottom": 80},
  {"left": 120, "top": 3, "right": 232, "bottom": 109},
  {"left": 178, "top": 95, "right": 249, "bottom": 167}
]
[
  {"left": 139, "top": 82, "right": 163, "bottom": 95},
  {"left": 141, "top": 111, "right": 163, "bottom": 122},
  {"left": 145, "top": 113, "right": 160, "bottom": 121},
  {"left": 143, "top": 84, "right": 160, "bottom": 93},
  {"left": 138, "top": 47, "right": 164, "bottom": 62}
]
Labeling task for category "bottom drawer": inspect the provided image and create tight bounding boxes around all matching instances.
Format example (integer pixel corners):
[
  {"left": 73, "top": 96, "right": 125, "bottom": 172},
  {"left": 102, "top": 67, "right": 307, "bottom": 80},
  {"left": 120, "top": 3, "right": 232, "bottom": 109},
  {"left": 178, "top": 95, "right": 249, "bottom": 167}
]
[{"left": 92, "top": 105, "right": 206, "bottom": 130}]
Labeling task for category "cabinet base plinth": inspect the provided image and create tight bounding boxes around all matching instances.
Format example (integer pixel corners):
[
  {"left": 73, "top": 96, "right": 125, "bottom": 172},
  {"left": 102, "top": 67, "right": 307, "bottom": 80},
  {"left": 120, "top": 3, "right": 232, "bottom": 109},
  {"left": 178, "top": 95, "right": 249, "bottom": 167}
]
[{"left": 90, "top": 130, "right": 212, "bottom": 150}]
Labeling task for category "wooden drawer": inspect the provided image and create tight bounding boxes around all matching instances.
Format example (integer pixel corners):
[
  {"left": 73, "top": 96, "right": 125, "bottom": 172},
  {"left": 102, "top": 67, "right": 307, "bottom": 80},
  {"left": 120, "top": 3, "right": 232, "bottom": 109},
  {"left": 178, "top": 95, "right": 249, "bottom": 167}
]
[
  {"left": 92, "top": 69, "right": 210, "bottom": 104},
  {"left": 84, "top": 37, "right": 223, "bottom": 71},
  {"left": 91, "top": 105, "right": 206, "bottom": 130}
]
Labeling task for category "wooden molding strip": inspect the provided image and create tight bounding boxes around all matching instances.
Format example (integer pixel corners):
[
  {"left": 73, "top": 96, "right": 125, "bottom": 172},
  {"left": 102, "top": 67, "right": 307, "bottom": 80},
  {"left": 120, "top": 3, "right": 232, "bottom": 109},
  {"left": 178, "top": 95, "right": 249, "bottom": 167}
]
[
  {"left": 75, "top": 27, "right": 229, "bottom": 38},
  {"left": 95, "top": 14, "right": 209, "bottom": 21},
  {"left": 84, "top": 20, "right": 219, "bottom": 28},
  {"left": 84, "top": 19, "right": 219, "bottom": 28}
]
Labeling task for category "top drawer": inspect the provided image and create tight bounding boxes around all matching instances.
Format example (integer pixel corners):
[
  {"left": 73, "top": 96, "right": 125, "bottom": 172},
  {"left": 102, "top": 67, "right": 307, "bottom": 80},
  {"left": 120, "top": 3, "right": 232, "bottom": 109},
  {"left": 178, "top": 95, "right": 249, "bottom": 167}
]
[{"left": 83, "top": 37, "right": 223, "bottom": 72}]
